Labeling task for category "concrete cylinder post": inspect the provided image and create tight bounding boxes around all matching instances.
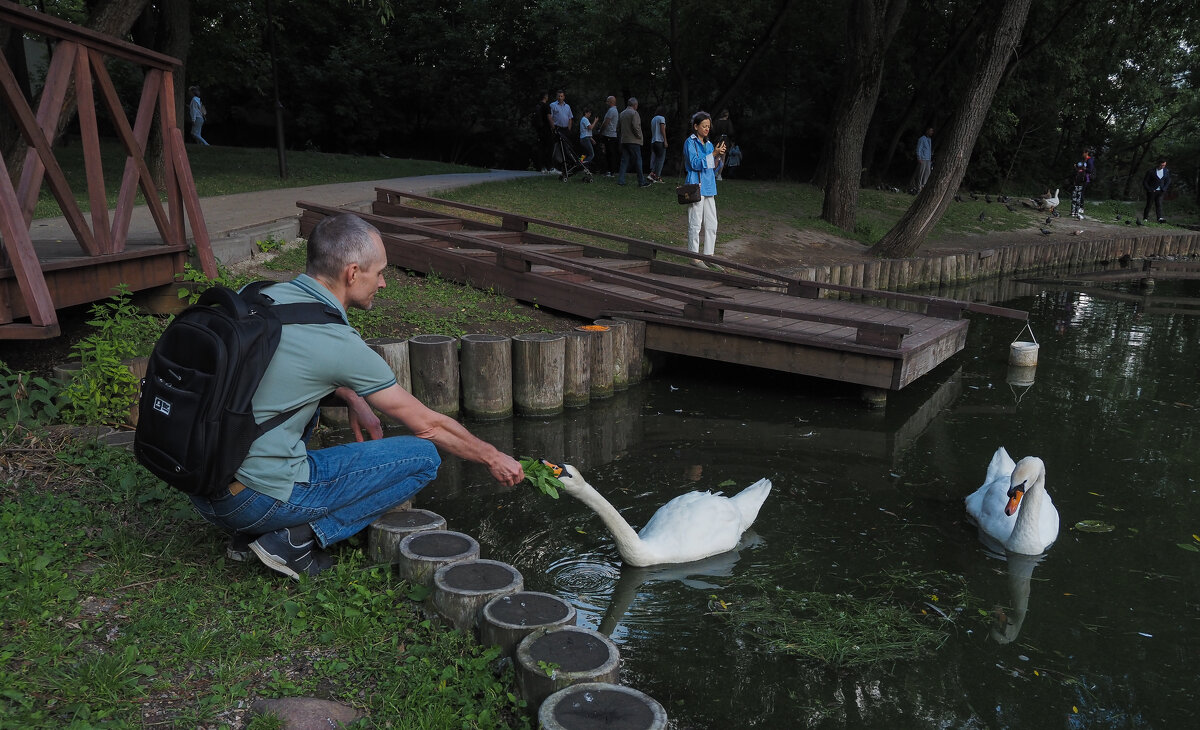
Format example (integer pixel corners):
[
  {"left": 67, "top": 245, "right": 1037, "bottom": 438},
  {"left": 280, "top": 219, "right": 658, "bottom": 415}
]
[
  {"left": 366, "top": 337, "right": 411, "bottom": 392},
  {"left": 559, "top": 330, "right": 591, "bottom": 408},
  {"left": 575, "top": 325, "right": 614, "bottom": 399},
  {"left": 539, "top": 683, "right": 668, "bottom": 730},
  {"left": 481, "top": 591, "right": 577, "bottom": 659},
  {"left": 398, "top": 530, "right": 479, "bottom": 589},
  {"left": 515, "top": 626, "right": 621, "bottom": 710},
  {"left": 512, "top": 333, "right": 565, "bottom": 416},
  {"left": 408, "top": 335, "right": 459, "bottom": 417},
  {"left": 460, "top": 334, "right": 512, "bottom": 420},
  {"left": 367, "top": 508, "right": 447, "bottom": 564},
  {"left": 593, "top": 319, "right": 629, "bottom": 391},
  {"left": 432, "top": 559, "right": 524, "bottom": 632}
]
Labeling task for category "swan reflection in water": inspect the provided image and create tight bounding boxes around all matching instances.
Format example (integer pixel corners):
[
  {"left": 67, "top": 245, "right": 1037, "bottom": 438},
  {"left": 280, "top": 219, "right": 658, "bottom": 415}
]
[
  {"left": 988, "top": 551, "right": 1046, "bottom": 645},
  {"left": 545, "top": 532, "right": 765, "bottom": 638}
]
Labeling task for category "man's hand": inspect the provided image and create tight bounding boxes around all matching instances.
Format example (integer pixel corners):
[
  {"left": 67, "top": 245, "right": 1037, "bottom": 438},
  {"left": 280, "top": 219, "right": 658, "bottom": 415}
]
[
  {"left": 335, "top": 387, "right": 383, "bottom": 442},
  {"left": 489, "top": 453, "right": 525, "bottom": 488}
]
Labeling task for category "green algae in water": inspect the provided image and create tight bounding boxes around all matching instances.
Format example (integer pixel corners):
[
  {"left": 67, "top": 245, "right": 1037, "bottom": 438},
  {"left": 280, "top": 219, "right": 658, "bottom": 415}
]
[{"left": 706, "top": 571, "right": 977, "bottom": 669}]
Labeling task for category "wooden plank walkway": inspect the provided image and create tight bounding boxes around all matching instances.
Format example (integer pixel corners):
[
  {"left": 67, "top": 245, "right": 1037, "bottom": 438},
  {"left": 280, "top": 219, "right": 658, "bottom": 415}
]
[{"left": 299, "top": 190, "right": 1029, "bottom": 391}]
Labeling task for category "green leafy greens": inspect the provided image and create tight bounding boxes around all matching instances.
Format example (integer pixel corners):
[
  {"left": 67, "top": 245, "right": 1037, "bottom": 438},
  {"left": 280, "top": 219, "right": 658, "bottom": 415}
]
[{"left": 520, "top": 458, "right": 563, "bottom": 499}]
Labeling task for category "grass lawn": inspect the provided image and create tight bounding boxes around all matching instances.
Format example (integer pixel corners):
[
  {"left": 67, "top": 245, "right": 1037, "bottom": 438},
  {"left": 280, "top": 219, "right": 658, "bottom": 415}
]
[
  {"left": 417, "top": 176, "right": 1197, "bottom": 252},
  {"left": 32, "top": 139, "right": 482, "bottom": 219},
  {"left": 0, "top": 430, "right": 530, "bottom": 729}
]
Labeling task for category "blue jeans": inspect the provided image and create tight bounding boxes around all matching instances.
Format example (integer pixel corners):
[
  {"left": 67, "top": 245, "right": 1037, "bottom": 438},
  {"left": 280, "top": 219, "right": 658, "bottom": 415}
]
[
  {"left": 650, "top": 141, "right": 665, "bottom": 177},
  {"left": 619, "top": 143, "right": 645, "bottom": 186},
  {"left": 189, "top": 436, "right": 441, "bottom": 547}
]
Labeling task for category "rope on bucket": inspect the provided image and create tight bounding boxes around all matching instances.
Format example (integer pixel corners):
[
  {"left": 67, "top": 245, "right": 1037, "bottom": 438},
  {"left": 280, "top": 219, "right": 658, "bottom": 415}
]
[
  {"left": 1008, "top": 323, "right": 1040, "bottom": 367},
  {"left": 1011, "top": 322, "right": 1037, "bottom": 346}
]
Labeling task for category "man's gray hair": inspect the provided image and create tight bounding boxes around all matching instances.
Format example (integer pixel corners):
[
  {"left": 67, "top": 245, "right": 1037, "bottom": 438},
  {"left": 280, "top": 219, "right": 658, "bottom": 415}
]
[
  {"left": 627, "top": 97, "right": 638, "bottom": 106},
  {"left": 306, "top": 213, "right": 382, "bottom": 279}
]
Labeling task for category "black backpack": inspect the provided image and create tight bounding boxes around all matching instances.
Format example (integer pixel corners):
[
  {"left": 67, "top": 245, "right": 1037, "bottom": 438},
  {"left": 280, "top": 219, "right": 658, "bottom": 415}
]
[{"left": 134, "top": 281, "right": 343, "bottom": 499}]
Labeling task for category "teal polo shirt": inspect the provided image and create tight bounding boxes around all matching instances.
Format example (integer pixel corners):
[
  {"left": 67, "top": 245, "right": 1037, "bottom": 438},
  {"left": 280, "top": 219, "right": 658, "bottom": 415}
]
[{"left": 235, "top": 275, "right": 397, "bottom": 500}]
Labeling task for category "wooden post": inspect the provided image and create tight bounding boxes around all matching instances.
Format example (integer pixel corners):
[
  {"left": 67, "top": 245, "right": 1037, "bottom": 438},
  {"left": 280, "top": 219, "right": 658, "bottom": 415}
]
[
  {"left": 366, "top": 337, "right": 411, "bottom": 392},
  {"left": 559, "top": 330, "right": 591, "bottom": 408},
  {"left": 481, "top": 591, "right": 577, "bottom": 659},
  {"left": 368, "top": 508, "right": 446, "bottom": 564},
  {"left": 539, "top": 683, "right": 668, "bottom": 730},
  {"left": 398, "top": 530, "right": 480, "bottom": 589},
  {"left": 432, "top": 559, "right": 524, "bottom": 632},
  {"left": 512, "top": 333, "right": 565, "bottom": 416},
  {"left": 53, "top": 360, "right": 84, "bottom": 387},
  {"left": 593, "top": 319, "right": 628, "bottom": 391},
  {"left": 515, "top": 626, "right": 621, "bottom": 710},
  {"left": 613, "top": 317, "right": 646, "bottom": 384},
  {"left": 460, "top": 334, "right": 512, "bottom": 420},
  {"left": 123, "top": 356, "right": 149, "bottom": 427},
  {"left": 408, "top": 334, "right": 459, "bottom": 417},
  {"left": 861, "top": 386, "right": 888, "bottom": 409},
  {"left": 575, "top": 325, "right": 614, "bottom": 399}
]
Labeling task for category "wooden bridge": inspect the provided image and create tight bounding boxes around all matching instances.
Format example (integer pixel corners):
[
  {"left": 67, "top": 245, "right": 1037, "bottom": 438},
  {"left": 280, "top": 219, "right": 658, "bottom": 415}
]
[
  {"left": 0, "top": 2, "right": 215, "bottom": 339},
  {"left": 299, "top": 189, "right": 1027, "bottom": 394}
]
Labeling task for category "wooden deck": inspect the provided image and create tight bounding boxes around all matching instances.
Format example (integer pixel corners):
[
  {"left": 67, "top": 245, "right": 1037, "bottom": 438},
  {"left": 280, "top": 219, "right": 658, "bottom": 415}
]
[{"left": 299, "top": 190, "right": 1028, "bottom": 392}]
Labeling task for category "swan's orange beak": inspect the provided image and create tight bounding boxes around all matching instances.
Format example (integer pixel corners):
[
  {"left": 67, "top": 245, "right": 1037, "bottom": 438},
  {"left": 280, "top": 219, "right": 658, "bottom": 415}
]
[
  {"left": 1005, "top": 483, "right": 1026, "bottom": 517},
  {"left": 540, "top": 459, "right": 563, "bottom": 477}
]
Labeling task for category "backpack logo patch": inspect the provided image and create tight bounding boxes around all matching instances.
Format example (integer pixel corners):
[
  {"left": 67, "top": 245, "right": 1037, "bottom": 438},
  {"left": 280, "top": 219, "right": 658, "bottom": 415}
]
[{"left": 153, "top": 396, "right": 172, "bottom": 416}]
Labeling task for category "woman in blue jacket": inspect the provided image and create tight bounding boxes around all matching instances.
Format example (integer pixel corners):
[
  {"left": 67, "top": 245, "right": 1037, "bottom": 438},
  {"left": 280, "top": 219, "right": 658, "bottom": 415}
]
[{"left": 684, "top": 111, "right": 726, "bottom": 268}]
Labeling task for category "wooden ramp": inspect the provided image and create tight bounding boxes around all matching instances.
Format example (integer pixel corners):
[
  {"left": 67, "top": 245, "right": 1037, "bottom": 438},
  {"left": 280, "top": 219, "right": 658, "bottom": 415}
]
[{"left": 299, "top": 189, "right": 1028, "bottom": 391}]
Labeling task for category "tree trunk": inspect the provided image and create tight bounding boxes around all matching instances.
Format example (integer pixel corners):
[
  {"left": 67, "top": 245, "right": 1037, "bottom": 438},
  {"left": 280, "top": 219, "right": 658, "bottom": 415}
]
[
  {"left": 2, "top": 0, "right": 152, "bottom": 176},
  {"left": 869, "top": 0, "right": 1033, "bottom": 258},
  {"left": 820, "top": 0, "right": 907, "bottom": 232},
  {"left": 134, "top": 0, "right": 191, "bottom": 191},
  {"left": 1, "top": 24, "right": 35, "bottom": 160}
]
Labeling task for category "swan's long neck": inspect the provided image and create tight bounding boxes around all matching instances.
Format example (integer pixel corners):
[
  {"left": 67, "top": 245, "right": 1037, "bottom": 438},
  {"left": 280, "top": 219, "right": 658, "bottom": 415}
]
[
  {"left": 566, "top": 481, "right": 648, "bottom": 564},
  {"left": 1007, "top": 474, "right": 1047, "bottom": 551}
]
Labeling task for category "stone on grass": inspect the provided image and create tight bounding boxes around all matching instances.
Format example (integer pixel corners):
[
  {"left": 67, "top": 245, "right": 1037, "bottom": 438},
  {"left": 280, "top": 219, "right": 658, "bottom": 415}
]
[{"left": 247, "top": 697, "right": 362, "bottom": 729}]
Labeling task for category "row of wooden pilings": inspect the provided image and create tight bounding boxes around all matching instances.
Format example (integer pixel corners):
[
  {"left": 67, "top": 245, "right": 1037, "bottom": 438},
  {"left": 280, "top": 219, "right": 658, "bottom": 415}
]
[
  {"left": 332, "top": 318, "right": 648, "bottom": 422},
  {"left": 366, "top": 507, "right": 667, "bottom": 729},
  {"left": 793, "top": 232, "right": 1200, "bottom": 293}
]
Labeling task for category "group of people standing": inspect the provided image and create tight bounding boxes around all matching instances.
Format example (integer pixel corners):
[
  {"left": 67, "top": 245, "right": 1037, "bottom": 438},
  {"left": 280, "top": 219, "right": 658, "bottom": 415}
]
[
  {"left": 534, "top": 91, "right": 741, "bottom": 187},
  {"left": 533, "top": 91, "right": 742, "bottom": 266}
]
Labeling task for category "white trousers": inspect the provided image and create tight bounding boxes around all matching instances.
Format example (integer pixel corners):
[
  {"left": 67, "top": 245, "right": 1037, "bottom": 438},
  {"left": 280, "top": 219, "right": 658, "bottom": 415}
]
[{"left": 687, "top": 195, "right": 718, "bottom": 255}]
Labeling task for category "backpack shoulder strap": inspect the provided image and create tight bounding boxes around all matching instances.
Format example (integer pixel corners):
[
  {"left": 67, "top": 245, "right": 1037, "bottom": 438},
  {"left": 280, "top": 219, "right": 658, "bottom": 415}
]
[
  {"left": 273, "top": 302, "right": 344, "bottom": 325},
  {"left": 240, "top": 281, "right": 344, "bottom": 325}
]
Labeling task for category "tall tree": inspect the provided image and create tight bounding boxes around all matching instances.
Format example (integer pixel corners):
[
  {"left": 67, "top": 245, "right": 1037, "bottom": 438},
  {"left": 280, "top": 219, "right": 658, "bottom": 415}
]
[
  {"left": 869, "top": 0, "right": 1033, "bottom": 258},
  {"left": 2, "top": 0, "right": 152, "bottom": 173},
  {"left": 819, "top": 0, "right": 906, "bottom": 232}
]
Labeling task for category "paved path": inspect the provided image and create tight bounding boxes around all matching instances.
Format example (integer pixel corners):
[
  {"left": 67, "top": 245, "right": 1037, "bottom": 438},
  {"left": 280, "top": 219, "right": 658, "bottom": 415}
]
[{"left": 30, "top": 170, "right": 538, "bottom": 265}]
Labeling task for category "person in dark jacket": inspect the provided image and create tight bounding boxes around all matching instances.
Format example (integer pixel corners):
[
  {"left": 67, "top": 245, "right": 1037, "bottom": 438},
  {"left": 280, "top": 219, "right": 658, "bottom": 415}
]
[{"left": 1142, "top": 158, "right": 1170, "bottom": 224}]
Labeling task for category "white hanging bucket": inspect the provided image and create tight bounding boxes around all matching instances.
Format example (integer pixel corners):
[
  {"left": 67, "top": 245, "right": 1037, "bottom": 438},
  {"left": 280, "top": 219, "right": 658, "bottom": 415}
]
[{"left": 1008, "top": 323, "right": 1039, "bottom": 367}]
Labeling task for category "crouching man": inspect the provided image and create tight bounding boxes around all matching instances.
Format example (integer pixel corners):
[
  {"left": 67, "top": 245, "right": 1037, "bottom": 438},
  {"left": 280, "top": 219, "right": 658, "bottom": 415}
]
[{"left": 189, "top": 213, "right": 525, "bottom": 579}]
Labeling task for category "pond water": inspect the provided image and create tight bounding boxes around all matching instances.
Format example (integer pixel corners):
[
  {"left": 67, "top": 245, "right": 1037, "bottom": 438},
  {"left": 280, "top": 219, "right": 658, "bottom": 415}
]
[{"left": 411, "top": 277, "right": 1200, "bottom": 729}]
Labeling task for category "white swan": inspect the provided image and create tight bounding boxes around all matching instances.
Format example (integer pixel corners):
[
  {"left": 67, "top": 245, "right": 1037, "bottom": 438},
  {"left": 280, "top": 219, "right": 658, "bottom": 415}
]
[
  {"left": 552, "top": 464, "right": 772, "bottom": 567},
  {"left": 965, "top": 447, "right": 1059, "bottom": 555}
]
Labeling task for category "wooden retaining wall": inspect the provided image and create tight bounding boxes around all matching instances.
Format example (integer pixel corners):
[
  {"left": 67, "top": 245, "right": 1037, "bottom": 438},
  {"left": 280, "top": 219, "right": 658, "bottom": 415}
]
[{"left": 794, "top": 232, "right": 1200, "bottom": 296}]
